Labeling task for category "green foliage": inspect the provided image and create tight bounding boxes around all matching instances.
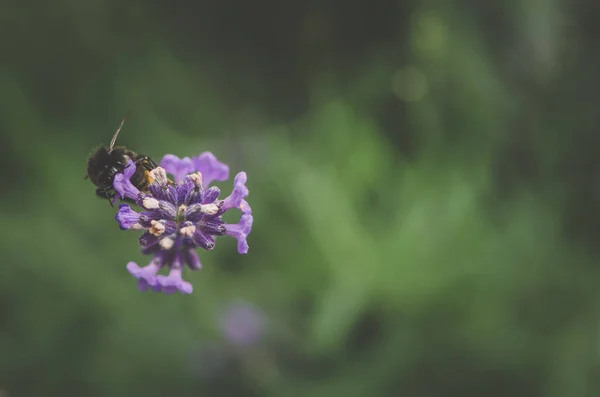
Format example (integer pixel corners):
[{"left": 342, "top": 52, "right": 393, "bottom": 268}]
[{"left": 1, "top": 1, "right": 599, "bottom": 396}]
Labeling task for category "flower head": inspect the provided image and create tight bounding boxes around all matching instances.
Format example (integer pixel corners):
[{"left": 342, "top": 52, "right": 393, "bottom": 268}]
[{"left": 113, "top": 153, "right": 253, "bottom": 294}]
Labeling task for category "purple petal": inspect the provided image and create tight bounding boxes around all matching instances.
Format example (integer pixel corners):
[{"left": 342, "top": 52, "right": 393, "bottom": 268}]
[
  {"left": 221, "top": 172, "right": 249, "bottom": 213},
  {"left": 198, "top": 219, "right": 226, "bottom": 236},
  {"left": 202, "top": 186, "right": 221, "bottom": 204},
  {"left": 149, "top": 183, "right": 177, "bottom": 204},
  {"left": 139, "top": 232, "right": 159, "bottom": 248},
  {"left": 140, "top": 198, "right": 177, "bottom": 220},
  {"left": 138, "top": 211, "right": 157, "bottom": 228},
  {"left": 160, "top": 154, "right": 195, "bottom": 183},
  {"left": 127, "top": 260, "right": 162, "bottom": 290},
  {"left": 192, "top": 229, "right": 216, "bottom": 250},
  {"left": 184, "top": 202, "right": 221, "bottom": 222},
  {"left": 239, "top": 199, "right": 252, "bottom": 215},
  {"left": 183, "top": 249, "right": 202, "bottom": 270},
  {"left": 141, "top": 244, "right": 160, "bottom": 256},
  {"left": 224, "top": 214, "right": 253, "bottom": 254},
  {"left": 115, "top": 204, "right": 141, "bottom": 230},
  {"left": 157, "top": 200, "right": 177, "bottom": 219},
  {"left": 177, "top": 178, "right": 196, "bottom": 205},
  {"left": 156, "top": 255, "right": 193, "bottom": 294},
  {"left": 220, "top": 301, "right": 264, "bottom": 347},
  {"left": 193, "top": 152, "right": 229, "bottom": 187},
  {"left": 136, "top": 279, "right": 152, "bottom": 292},
  {"left": 185, "top": 204, "right": 204, "bottom": 223},
  {"left": 113, "top": 161, "right": 140, "bottom": 201}
]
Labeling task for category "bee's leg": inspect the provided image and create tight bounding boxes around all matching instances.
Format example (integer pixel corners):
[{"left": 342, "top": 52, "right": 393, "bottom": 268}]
[
  {"left": 96, "top": 187, "right": 116, "bottom": 207},
  {"left": 135, "top": 155, "right": 172, "bottom": 188},
  {"left": 120, "top": 197, "right": 138, "bottom": 205},
  {"left": 135, "top": 155, "right": 158, "bottom": 171},
  {"left": 136, "top": 155, "right": 177, "bottom": 186}
]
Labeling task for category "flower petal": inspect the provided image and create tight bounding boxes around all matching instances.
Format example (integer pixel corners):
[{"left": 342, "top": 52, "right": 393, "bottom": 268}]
[
  {"left": 183, "top": 248, "right": 202, "bottom": 270},
  {"left": 177, "top": 178, "right": 196, "bottom": 205},
  {"left": 157, "top": 200, "right": 177, "bottom": 219},
  {"left": 221, "top": 172, "right": 249, "bottom": 213},
  {"left": 139, "top": 232, "right": 160, "bottom": 249},
  {"left": 113, "top": 161, "right": 140, "bottom": 201},
  {"left": 156, "top": 254, "right": 193, "bottom": 294},
  {"left": 192, "top": 229, "right": 216, "bottom": 251},
  {"left": 160, "top": 154, "right": 195, "bottom": 183},
  {"left": 115, "top": 204, "right": 141, "bottom": 230},
  {"left": 224, "top": 214, "right": 253, "bottom": 254},
  {"left": 149, "top": 183, "right": 177, "bottom": 204},
  {"left": 198, "top": 219, "right": 226, "bottom": 236},
  {"left": 127, "top": 260, "right": 162, "bottom": 291},
  {"left": 136, "top": 279, "right": 152, "bottom": 292},
  {"left": 239, "top": 199, "right": 252, "bottom": 215},
  {"left": 201, "top": 186, "right": 221, "bottom": 204},
  {"left": 193, "top": 152, "right": 229, "bottom": 187}
]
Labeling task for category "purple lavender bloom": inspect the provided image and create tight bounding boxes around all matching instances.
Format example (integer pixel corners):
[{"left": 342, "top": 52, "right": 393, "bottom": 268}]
[
  {"left": 192, "top": 152, "right": 230, "bottom": 187},
  {"left": 219, "top": 301, "right": 265, "bottom": 347},
  {"left": 161, "top": 152, "right": 229, "bottom": 186},
  {"left": 160, "top": 154, "right": 195, "bottom": 183},
  {"left": 113, "top": 154, "right": 252, "bottom": 295},
  {"left": 162, "top": 152, "right": 251, "bottom": 215}
]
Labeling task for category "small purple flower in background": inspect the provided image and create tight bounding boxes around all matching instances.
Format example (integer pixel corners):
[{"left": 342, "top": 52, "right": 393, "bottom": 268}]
[
  {"left": 219, "top": 301, "right": 265, "bottom": 347},
  {"left": 113, "top": 152, "right": 253, "bottom": 294}
]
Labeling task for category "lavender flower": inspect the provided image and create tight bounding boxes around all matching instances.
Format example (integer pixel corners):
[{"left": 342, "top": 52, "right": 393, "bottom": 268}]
[
  {"left": 113, "top": 153, "right": 253, "bottom": 294},
  {"left": 219, "top": 301, "right": 265, "bottom": 347},
  {"left": 161, "top": 152, "right": 229, "bottom": 186}
]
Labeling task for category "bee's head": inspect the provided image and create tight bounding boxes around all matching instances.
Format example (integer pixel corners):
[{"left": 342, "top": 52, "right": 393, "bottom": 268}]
[
  {"left": 85, "top": 114, "right": 130, "bottom": 187},
  {"left": 86, "top": 146, "right": 127, "bottom": 187}
]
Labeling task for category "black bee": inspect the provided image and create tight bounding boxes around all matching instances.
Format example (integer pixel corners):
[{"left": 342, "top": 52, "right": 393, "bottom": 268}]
[{"left": 86, "top": 115, "right": 158, "bottom": 205}]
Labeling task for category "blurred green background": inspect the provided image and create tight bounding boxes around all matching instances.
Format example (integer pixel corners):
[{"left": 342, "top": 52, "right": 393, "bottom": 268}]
[{"left": 2, "top": 0, "right": 600, "bottom": 396}]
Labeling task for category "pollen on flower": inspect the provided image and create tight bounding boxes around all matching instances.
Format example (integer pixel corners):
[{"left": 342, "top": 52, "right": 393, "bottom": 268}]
[
  {"left": 201, "top": 203, "right": 220, "bottom": 215},
  {"left": 189, "top": 172, "right": 203, "bottom": 188},
  {"left": 160, "top": 237, "right": 175, "bottom": 250},
  {"left": 149, "top": 220, "right": 166, "bottom": 236},
  {"left": 180, "top": 224, "right": 196, "bottom": 237},
  {"left": 149, "top": 167, "right": 169, "bottom": 186},
  {"left": 142, "top": 197, "right": 160, "bottom": 209},
  {"left": 131, "top": 223, "right": 145, "bottom": 230},
  {"left": 240, "top": 200, "right": 252, "bottom": 214}
]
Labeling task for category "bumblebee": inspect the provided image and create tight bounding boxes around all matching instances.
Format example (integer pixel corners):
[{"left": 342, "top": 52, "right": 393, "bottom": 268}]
[{"left": 86, "top": 115, "right": 157, "bottom": 205}]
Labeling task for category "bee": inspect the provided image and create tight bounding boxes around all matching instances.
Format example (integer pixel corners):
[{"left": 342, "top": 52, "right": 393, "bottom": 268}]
[{"left": 86, "top": 114, "right": 158, "bottom": 205}]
